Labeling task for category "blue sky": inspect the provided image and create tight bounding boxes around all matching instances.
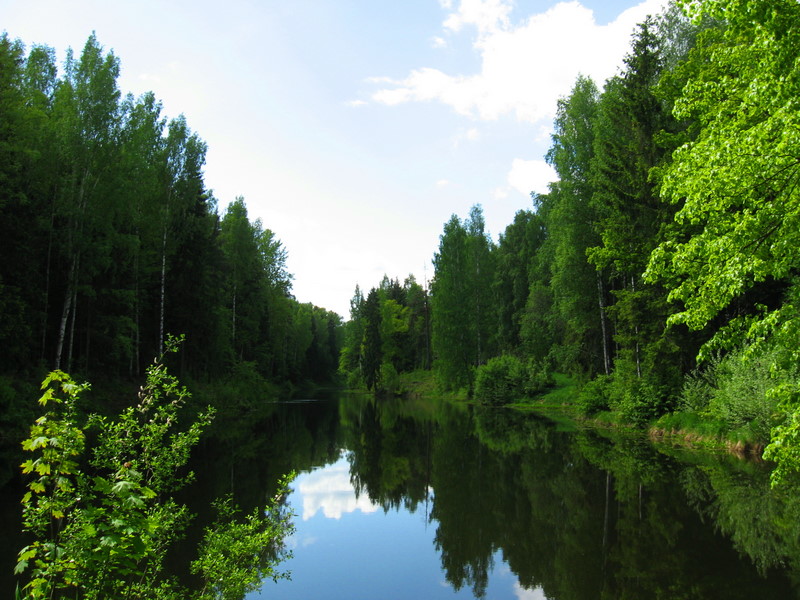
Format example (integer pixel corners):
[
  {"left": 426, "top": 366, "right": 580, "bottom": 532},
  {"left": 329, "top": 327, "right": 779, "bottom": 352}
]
[{"left": 2, "top": 0, "right": 666, "bottom": 318}]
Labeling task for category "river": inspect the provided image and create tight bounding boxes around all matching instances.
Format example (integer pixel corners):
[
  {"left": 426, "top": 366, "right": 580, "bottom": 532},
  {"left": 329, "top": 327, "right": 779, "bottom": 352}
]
[{"left": 4, "top": 391, "right": 800, "bottom": 598}]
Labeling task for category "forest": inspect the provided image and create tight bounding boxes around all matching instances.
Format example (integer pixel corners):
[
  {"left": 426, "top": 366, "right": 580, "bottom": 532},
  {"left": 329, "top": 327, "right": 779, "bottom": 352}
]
[
  {"left": 4, "top": 0, "right": 800, "bottom": 596},
  {"left": 338, "top": 0, "right": 800, "bottom": 486},
  {"left": 0, "top": 31, "right": 343, "bottom": 425},
  {"left": 0, "top": 29, "right": 347, "bottom": 599}
]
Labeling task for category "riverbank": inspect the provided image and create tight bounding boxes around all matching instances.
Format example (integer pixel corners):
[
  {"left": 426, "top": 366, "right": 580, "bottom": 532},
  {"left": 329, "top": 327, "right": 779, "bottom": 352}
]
[{"left": 379, "top": 369, "right": 770, "bottom": 461}]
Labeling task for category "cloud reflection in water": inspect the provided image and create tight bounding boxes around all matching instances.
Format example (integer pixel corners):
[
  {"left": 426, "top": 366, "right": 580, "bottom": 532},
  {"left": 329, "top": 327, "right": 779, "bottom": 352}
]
[{"left": 297, "top": 458, "right": 379, "bottom": 521}]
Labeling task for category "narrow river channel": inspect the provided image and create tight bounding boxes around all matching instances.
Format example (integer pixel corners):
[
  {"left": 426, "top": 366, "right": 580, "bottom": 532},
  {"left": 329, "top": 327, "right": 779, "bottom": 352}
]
[
  {"left": 199, "top": 392, "right": 799, "bottom": 599},
  {"left": 4, "top": 390, "right": 800, "bottom": 598}
]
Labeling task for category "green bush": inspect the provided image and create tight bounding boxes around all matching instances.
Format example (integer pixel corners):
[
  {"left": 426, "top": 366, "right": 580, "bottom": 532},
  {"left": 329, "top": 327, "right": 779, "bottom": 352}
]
[
  {"left": 524, "top": 359, "right": 554, "bottom": 395},
  {"left": 577, "top": 374, "right": 612, "bottom": 415},
  {"left": 613, "top": 378, "right": 672, "bottom": 426},
  {"left": 345, "top": 369, "right": 363, "bottom": 389},
  {"left": 379, "top": 361, "right": 401, "bottom": 395},
  {"left": 707, "top": 346, "right": 788, "bottom": 442},
  {"left": 474, "top": 354, "right": 526, "bottom": 406},
  {"left": 679, "top": 360, "right": 718, "bottom": 413},
  {"left": 15, "top": 339, "right": 293, "bottom": 600}
]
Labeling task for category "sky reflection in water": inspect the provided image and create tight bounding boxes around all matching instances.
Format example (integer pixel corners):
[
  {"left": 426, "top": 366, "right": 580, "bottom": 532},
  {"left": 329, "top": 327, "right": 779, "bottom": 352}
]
[{"left": 249, "top": 454, "right": 544, "bottom": 600}]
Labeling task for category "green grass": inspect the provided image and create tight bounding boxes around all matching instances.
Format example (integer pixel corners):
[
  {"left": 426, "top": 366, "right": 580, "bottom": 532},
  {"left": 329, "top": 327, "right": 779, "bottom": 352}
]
[
  {"left": 396, "top": 369, "right": 468, "bottom": 401},
  {"left": 652, "top": 409, "right": 768, "bottom": 452},
  {"left": 509, "top": 372, "right": 578, "bottom": 409}
]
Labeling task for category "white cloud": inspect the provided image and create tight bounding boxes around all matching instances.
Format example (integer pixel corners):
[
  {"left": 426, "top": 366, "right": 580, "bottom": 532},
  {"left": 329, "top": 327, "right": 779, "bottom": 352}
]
[
  {"left": 508, "top": 158, "right": 557, "bottom": 196},
  {"left": 443, "top": 0, "right": 512, "bottom": 36},
  {"left": 346, "top": 99, "right": 368, "bottom": 107},
  {"left": 432, "top": 36, "right": 448, "bottom": 48},
  {"left": 492, "top": 186, "right": 510, "bottom": 201},
  {"left": 452, "top": 126, "right": 481, "bottom": 147},
  {"left": 371, "top": 0, "right": 667, "bottom": 125}
]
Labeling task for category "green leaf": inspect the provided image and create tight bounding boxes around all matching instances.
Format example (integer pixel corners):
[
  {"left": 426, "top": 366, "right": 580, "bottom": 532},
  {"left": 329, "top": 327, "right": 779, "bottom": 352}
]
[{"left": 93, "top": 476, "right": 111, "bottom": 494}]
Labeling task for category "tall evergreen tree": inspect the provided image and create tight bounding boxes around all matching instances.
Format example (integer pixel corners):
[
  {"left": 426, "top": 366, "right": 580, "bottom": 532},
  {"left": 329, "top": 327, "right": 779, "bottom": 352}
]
[
  {"left": 588, "top": 18, "right": 683, "bottom": 414},
  {"left": 362, "top": 288, "right": 383, "bottom": 391}
]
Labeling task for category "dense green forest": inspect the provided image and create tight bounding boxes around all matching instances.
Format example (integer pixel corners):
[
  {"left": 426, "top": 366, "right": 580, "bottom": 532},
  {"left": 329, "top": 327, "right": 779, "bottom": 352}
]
[
  {"left": 0, "top": 30, "right": 346, "bottom": 599},
  {"left": 4, "top": 0, "right": 800, "bottom": 484},
  {"left": 0, "top": 32, "right": 343, "bottom": 411},
  {"left": 5, "top": 0, "right": 800, "bottom": 596},
  {"left": 339, "top": 0, "right": 800, "bottom": 484}
]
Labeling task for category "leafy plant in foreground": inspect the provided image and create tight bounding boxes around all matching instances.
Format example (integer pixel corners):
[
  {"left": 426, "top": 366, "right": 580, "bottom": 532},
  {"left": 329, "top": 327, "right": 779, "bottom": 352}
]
[{"left": 15, "top": 337, "right": 293, "bottom": 599}]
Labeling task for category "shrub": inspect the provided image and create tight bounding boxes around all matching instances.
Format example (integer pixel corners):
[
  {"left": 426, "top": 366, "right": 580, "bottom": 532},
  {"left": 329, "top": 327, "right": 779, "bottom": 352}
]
[
  {"left": 707, "top": 346, "right": 788, "bottom": 442},
  {"left": 524, "top": 359, "right": 554, "bottom": 396},
  {"left": 474, "top": 355, "right": 526, "bottom": 406},
  {"left": 577, "top": 374, "right": 612, "bottom": 415},
  {"left": 15, "top": 339, "right": 293, "bottom": 600},
  {"left": 613, "top": 378, "right": 672, "bottom": 426},
  {"left": 679, "top": 360, "right": 718, "bottom": 413},
  {"left": 378, "top": 361, "right": 401, "bottom": 395}
]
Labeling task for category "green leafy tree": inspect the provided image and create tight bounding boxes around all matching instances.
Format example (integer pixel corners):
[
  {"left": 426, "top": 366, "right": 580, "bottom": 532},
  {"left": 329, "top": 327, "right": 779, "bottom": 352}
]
[
  {"left": 362, "top": 288, "right": 383, "bottom": 391},
  {"left": 50, "top": 34, "right": 123, "bottom": 371},
  {"left": 431, "top": 206, "right": 496, "bottom": 391},
  {"left": 431, "top": 215, "right": 471, "bottom": 389},
  {"left": 542, "top": 76, "right": 610, "bottom": 375},
  {"left": 493, "top": 210, "right": 546, "bottom": 355},
  {"left": 645, "top": 0, "right": 800, "bottom": 483},
  {"left": 339, "top": 285, "right": 366, "bottom": 385},
  {"left": 403, "top": 275, "right": 432, "bottom": 371},
  {"left": 588, "top": 18, "right": 683, "bottom": 415}
]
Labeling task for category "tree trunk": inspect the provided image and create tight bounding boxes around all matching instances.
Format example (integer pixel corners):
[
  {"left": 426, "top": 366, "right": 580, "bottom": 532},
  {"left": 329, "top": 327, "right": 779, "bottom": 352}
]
[
  {"left": 66, "top": 281, "right": 78, "bottom": 372},
  {"left": 632, "top": 275, "right": 641, "bottom": 378},
  {"left": 231, "top": 283, "right": 237, "bottom": 350},
  {"left": 54, "top": 256, "right": 78, "bottom": 370},
  {"left": 159, "top": 225, "right": 167, "bottom": 356},
  {"left": 133, "top": 237, "right": 141, "bottom": 376},
  {"left": 41, "top": 200, "right": 56, "bottom": 363},
  {"left": 597, "top": 272, "right": 610, "bottom": 376}
]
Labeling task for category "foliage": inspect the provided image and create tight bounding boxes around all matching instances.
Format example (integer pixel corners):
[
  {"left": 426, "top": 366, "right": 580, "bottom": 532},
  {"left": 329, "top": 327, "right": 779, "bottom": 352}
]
[
  {"left": 706, "top": 346, "right": 785, "bottom": 442},
  {"left": 378, "top": 362, "right": 401, "bottom": 396},
  {"left": 646, "top": 0, "right": 800, "bottom": 336},
  {"left": 611, "top": 376, "right": 673, "bottom": 427},
  {"left": 15, "top": 339, "right": 294, "bottom": 599},
  {"left": 431, "top": 207, "right": 496, "bottom": 391},
  {"left": 678, "top": 361, "right": 717, "bottom": 413},
  {"left": 474, "top": 355, "right": 527, "bottom": 406},
  {"left": 339, "top": 277, "right": 430, "bottom": 394},
  {"left": 0, "top": 31, "right": 342, "bottom": 408},
  {"left": 577, "top": 374, "right": 612, "bottom": 416},
  {"left": 191, "top": 477, "right": 295, "bottom": 600},
  {"left": 524, "top": 358, "right": 554, "bottom": 396}
]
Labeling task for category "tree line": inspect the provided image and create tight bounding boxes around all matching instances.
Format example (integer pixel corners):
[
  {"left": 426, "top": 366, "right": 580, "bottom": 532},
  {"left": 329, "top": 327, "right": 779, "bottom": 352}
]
[
  {"left": 0, "top": 32, "right": 343, "bottom": 397},
  {"left": 341, "top": 0, "right": 800, "bottom": 482}
]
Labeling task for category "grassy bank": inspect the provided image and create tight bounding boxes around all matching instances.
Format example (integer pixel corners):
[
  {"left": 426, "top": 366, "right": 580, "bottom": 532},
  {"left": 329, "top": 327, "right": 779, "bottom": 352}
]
[
  {"left": 506, "top": 373, "right": 769, "bottom": 459},
  {"left": 395, "top": 369, "right": 468, "bottom": 401}
]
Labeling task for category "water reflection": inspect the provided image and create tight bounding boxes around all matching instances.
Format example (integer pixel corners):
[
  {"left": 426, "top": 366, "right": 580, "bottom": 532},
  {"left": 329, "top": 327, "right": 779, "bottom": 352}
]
[
  {"left": 249, "top": 394, "right": 800, "bottom": 598},
  {"left": 297, "top": 455, "right": 379, "bottom": 520},
  {"left": 4, "top": 391, "right": 800, "bottom": 598}
]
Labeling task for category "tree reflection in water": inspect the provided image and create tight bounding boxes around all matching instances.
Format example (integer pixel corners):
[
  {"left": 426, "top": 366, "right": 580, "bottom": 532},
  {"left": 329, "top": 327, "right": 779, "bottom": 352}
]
[{"left": 184, "top": 393, "right": 799, "bottom": 599}]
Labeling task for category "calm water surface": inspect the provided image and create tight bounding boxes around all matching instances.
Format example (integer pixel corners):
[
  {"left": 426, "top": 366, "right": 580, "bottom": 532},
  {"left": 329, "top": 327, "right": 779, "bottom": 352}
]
[
  {"left": 222, "top": 393, "right": 799, "bottom": 599},
  {"left": 4, "top": 391, "right": 800, "bottom": 598}
]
